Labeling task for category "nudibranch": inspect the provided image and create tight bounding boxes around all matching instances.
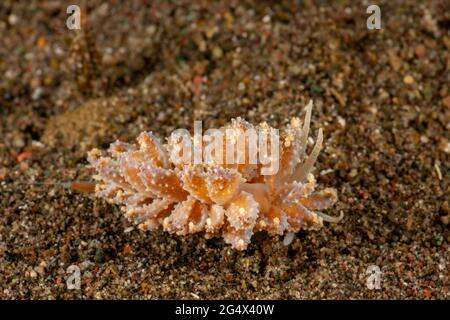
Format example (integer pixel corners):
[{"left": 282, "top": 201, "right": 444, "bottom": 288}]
[{"left": 87, "top": 101, "right": 341, "bottom": 250}]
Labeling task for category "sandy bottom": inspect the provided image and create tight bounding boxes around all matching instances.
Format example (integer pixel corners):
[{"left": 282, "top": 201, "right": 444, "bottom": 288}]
[{"left": 0, "top": 0, "right": 448, "bottom": 299}]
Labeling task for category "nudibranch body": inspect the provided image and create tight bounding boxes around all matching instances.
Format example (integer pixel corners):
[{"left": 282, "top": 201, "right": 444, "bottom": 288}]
[{"left": 88, "top": 101, "right": 340, "bottom": 250}]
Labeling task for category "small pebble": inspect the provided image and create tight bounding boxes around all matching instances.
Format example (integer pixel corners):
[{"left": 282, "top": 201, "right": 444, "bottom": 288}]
[
  {"left": 32, "top": 87, "right": 43, "bottom": 100},
  {"left": 414, "top": 44, "right": 426, "bottom": 58},
  {"left": 283, "top": 232, "right": 295, "bottom": 246},
  {"left": 441, "top": 215, "right": 449, "bottom": 225},
  {"left": 349, "top": 168, "right": 358, "bottom": 178},
  {"left": 403, "top": 75, "right": 415, "bottom": 84},
  {"left": 438, "top": 138, "right": 450, "bottom": 153},
  {"left": 8, "top": 14, "right": 18, "bottom": 25},
  {"left": 442, "top": 96, "right": 450, "bottom": 109},
  {"left": 212, "top": 46, "right": 223, "bottom": 59},
  {"left": 94, "top": 248, "right": 105, "bottom": 263}
]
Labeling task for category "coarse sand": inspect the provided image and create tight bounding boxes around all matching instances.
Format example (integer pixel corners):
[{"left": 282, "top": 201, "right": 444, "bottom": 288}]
[{"left": 0, "top": 0, "right": 448, "bottom": 299}]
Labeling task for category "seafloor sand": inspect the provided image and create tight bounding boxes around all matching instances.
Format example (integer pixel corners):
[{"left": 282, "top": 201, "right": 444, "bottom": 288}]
[{"left": 0, "top": 0, "right": 448, "bottom": 299}]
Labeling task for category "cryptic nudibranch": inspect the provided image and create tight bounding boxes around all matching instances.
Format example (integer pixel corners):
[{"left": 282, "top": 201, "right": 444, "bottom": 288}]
[{"left": 87, "top": 101, "right": 341, "bottom": 250}]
